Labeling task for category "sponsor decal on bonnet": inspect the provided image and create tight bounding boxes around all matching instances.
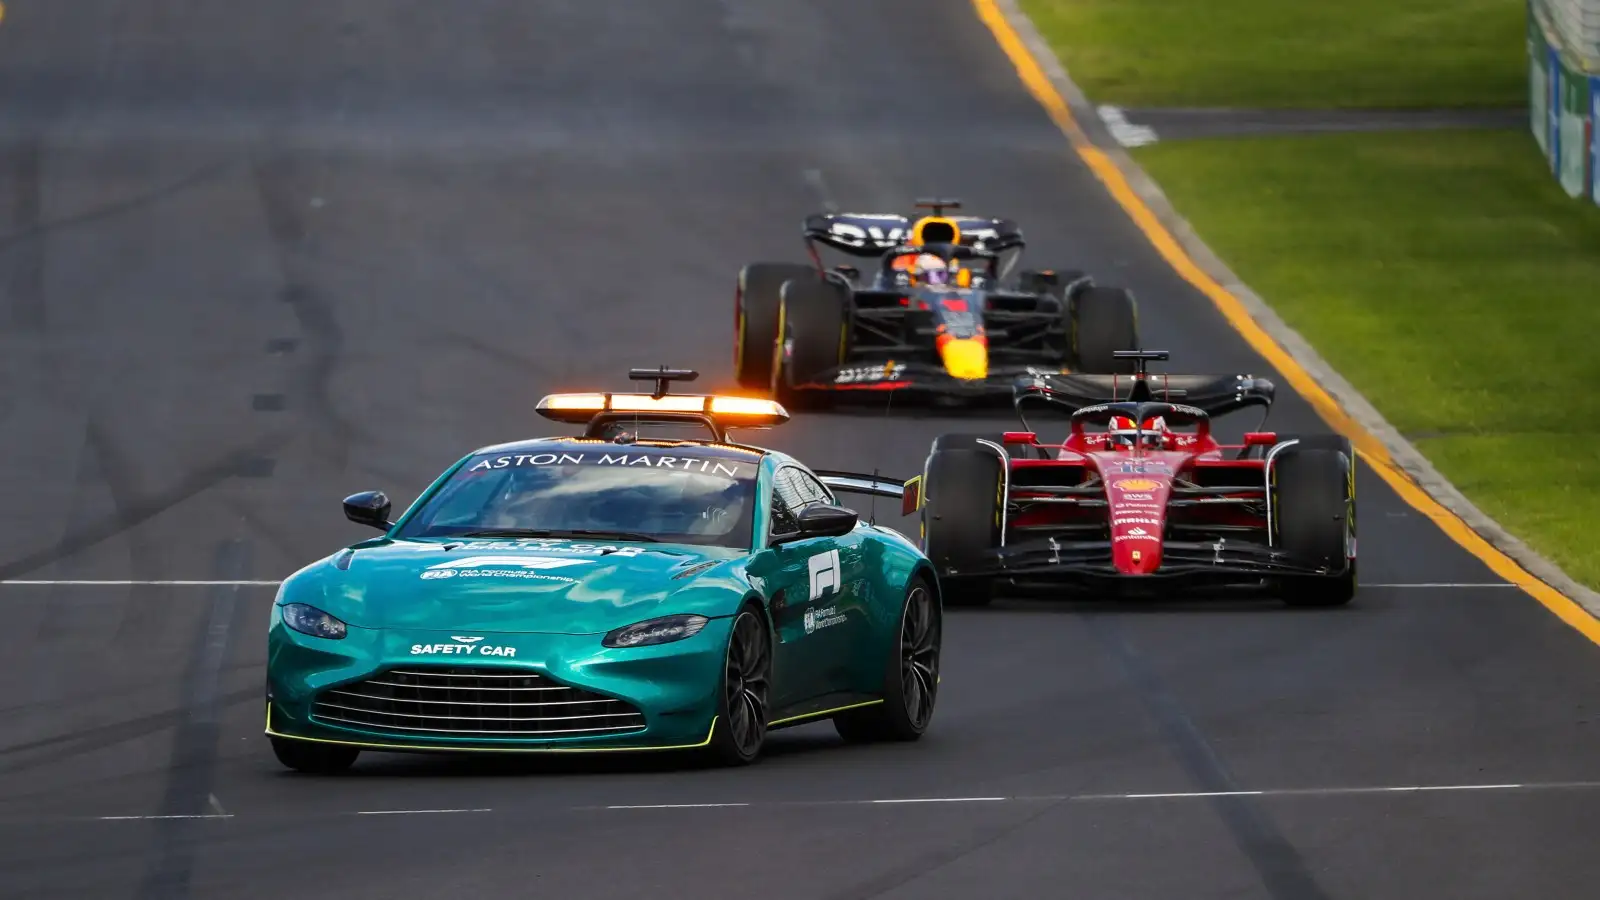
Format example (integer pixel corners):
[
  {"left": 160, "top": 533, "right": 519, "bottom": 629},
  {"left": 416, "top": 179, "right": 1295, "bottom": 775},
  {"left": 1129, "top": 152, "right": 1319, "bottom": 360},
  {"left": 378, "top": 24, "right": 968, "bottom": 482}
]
[{"left": 418, "top": 556, "right": 591, "bottom": 582}]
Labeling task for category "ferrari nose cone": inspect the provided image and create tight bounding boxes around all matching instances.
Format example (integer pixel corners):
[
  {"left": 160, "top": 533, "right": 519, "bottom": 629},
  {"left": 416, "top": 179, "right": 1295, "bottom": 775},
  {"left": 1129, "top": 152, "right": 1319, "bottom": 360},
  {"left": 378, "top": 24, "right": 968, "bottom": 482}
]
[{"left": 939, "top": 337, "right": 989, "bottom": 381}]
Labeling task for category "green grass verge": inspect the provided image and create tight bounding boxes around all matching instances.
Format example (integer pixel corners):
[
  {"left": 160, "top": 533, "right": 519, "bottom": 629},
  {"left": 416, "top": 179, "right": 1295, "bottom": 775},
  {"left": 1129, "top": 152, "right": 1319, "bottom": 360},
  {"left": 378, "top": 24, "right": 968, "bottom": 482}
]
[
  {"left": 1017, "top": 0, "right": 1527, "bottom": 108},
  {"left": 1128, "top": 130, "right": 1600, "bottom": 588}
]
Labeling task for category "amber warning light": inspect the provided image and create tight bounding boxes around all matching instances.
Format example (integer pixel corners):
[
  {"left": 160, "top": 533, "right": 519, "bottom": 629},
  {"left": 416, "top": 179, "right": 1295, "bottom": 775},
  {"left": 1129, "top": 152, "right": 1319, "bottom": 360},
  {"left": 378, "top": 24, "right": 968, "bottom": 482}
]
[{"left": 536, "top": 392, "right": 791, "bottom": 427}]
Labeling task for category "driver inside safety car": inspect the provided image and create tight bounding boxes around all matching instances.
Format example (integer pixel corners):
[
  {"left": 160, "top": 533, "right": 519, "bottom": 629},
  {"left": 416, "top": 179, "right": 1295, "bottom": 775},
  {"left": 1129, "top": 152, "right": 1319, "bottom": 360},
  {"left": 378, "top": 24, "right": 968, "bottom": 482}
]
[{"left": 1106, "top": 415, "right": 1174, "bottom": 450}]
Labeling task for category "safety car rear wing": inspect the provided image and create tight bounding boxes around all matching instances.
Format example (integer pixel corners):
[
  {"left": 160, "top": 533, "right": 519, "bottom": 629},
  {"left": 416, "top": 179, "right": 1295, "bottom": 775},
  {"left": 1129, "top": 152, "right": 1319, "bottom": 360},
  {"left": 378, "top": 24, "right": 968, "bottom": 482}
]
[{"left": 813, "top": 470, "right": 922, "bottom": 518}]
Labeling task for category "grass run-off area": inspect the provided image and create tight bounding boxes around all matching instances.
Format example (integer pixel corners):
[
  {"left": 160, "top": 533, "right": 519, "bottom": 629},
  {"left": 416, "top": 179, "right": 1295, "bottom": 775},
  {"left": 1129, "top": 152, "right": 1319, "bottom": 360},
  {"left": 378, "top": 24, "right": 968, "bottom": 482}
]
[
  {"left": 1131, "top": 133, "right": 1600, "bottom": 588},
  {"left": 1016, "top": 0, "right": 1526, "bottom": 108},
  {"left": 1017, "top": 1, "right": 1600, "bottom": 589}
]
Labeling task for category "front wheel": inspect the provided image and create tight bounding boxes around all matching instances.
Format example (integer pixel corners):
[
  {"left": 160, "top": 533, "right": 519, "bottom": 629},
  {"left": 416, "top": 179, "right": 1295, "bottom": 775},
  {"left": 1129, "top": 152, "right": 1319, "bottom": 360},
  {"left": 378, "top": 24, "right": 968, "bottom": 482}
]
[
  {"left": 921, "top": 448, "right": 1003, "bottom": 606},
  {"left": 735, "top": 263, "right": 814, "bottom": 391},
  {"left": 703, "top": 606, "right": 773, "bottom": 766},
  {"left": 1072, "top": 285, "right": 1139, "bottom": 373},
  {"left": 1273, "top": 447, "right": 1356, "bottom": 607},
  {"left": 834, "top": 578, "right": 941, "bottom": 742},
  {"left": 775, "top": 277, "right": 849, "bottom": 407}
]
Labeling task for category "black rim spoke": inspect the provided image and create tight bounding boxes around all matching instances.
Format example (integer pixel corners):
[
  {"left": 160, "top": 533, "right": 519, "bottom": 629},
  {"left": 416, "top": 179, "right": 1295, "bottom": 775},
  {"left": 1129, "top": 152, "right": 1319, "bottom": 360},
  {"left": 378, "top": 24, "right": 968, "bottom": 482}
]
[
  {"left": 725, "top": 611, "right": 769, "bottom": 754},
  {"left": 899, "top": 588, "right": 938, "bottom": 726}
]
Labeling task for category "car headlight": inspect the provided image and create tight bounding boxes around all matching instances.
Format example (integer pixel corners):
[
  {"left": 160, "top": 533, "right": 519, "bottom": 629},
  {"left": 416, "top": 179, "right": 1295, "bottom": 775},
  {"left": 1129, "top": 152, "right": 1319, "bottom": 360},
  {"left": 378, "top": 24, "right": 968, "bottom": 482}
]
[
  {"left": 603, "top": 614, "right": 709, "bottom": 648},
  {"left": 281, "top": 603, "right": 348, "bottom": 640}
]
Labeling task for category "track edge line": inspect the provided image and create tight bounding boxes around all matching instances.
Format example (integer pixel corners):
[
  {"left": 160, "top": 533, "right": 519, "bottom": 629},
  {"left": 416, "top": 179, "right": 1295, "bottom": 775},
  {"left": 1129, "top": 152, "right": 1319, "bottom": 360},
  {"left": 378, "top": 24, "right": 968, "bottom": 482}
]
[{"left": 973, "top": 0, "right": 1600, "bottom": 638}]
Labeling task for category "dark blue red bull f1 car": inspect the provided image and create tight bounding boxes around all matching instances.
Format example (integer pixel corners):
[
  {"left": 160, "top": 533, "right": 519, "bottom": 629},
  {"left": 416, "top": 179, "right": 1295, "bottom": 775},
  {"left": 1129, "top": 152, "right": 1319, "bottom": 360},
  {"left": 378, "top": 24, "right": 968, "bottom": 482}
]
[{"left": 733, "top": 199, "right": 1141, "bottom": 407}]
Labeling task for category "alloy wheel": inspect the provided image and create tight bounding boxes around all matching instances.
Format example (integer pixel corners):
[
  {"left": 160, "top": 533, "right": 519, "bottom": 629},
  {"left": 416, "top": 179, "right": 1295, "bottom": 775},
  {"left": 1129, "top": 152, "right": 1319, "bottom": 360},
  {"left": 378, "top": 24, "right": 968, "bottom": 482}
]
[
  {"left": 898, "top": 585, "right": 940, "bottom": 729},
  {"left": 724, "top": 610, "right": 771, "bottom": 757}
]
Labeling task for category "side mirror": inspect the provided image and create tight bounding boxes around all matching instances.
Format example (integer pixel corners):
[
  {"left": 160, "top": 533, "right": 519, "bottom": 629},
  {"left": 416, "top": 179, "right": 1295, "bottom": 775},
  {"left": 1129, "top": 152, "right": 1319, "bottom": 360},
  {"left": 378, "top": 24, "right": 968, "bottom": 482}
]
[
  {"left": 343, "top": 491, "right": 393, "bottom": 531},
  {"left": 1242, "top": 432, "right": 1278, "bottom": 447},
  {"left": 798, "top": 504, "right": 858, "bottom": 538},
  {"left": 774, "top": 505, "right": 858, "bottom": 544}
]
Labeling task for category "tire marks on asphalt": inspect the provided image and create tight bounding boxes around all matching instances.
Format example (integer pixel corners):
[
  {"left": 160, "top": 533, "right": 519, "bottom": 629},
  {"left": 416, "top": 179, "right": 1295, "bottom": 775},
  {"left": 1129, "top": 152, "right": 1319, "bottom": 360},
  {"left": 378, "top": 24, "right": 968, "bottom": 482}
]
[
  {"left": 1086, "top": 616, "right": 1332, "bottom": 900},
  {"left": 252, "top": 156, "right": 358, "bottom": 472},
  {"left": 136, "top": 539, "right": 253, "bottom": 900},
  {"left": 1, "top": 139, "right": 45, "bottom": 330}
]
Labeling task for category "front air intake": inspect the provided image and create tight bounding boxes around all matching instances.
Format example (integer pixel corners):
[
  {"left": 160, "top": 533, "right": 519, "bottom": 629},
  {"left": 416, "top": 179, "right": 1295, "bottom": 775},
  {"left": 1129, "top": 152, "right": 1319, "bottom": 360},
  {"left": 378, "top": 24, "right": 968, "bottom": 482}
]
[{"left": 312, "top": 666, "right": 646, "bottom": 738}]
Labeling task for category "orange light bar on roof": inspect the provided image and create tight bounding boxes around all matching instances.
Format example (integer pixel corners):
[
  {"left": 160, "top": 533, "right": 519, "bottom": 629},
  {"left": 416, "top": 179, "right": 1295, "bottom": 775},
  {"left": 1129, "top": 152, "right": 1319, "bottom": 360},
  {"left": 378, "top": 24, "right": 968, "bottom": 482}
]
[{"left": 535, "top": 392, "right": 790, "bottom": 427}]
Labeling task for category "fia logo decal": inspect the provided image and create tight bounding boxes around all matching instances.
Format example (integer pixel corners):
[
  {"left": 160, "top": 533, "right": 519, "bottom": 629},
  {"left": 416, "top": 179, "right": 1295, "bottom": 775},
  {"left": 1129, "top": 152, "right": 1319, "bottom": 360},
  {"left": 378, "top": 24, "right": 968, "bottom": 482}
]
[{"left": 807, "top": 549, "right": 841, "bottom": 600}]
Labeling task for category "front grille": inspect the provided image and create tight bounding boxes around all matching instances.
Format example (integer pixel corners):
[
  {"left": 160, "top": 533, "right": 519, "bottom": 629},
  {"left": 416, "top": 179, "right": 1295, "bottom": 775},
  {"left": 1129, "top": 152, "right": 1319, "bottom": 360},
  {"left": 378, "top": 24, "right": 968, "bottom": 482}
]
[{"left": 312, "top": 667, "right": 646, "bottom": 738}]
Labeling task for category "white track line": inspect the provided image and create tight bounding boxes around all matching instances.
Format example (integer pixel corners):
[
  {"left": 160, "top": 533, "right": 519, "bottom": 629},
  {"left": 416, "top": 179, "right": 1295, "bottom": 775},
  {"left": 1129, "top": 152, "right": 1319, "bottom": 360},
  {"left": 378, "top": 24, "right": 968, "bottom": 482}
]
[
  {"left": 78, "top": 781, "right": 1600, "bottom": 822},
  {"left": 871, "top": 797, "right": 1008, "bottom": 804},
  {"left": 354, "top": 808, "right": 492, "bottom": 816},
  {"left": 97, "top": 814, "right": 234, "bottom": 821},
  {"left": 606, "top": 803, "right": 751, "bottom": 810}
]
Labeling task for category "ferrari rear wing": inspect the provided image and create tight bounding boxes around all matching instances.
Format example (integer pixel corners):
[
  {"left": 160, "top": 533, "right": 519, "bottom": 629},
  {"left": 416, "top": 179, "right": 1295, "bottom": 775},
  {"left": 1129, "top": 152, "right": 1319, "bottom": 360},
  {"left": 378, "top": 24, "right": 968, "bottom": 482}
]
[{"left": 814, "top": 470, "right": 922, "bottom": 517}]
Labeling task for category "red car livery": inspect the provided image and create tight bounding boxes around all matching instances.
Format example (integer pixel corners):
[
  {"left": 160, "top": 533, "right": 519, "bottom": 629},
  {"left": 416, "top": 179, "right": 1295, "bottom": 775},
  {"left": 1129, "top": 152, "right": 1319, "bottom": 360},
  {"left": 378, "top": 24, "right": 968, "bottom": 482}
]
[{"left": 911, "top": 351, "right": 1357, "bottom": 608}]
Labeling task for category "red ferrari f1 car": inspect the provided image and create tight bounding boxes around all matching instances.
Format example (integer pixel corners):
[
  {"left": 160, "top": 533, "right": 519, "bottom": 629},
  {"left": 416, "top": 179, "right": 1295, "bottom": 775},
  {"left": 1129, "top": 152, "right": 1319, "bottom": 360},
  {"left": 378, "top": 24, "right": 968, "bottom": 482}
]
[{"left": 910, "top": 351, "right": 1356, "bottom": 607}]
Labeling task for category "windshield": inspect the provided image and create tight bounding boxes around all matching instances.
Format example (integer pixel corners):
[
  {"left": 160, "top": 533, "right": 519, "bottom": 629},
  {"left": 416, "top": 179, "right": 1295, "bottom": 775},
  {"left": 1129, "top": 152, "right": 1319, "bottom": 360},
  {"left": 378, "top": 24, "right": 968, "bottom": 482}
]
[{"left": 396, "top": 448, "right": 759, "bottom": 548}]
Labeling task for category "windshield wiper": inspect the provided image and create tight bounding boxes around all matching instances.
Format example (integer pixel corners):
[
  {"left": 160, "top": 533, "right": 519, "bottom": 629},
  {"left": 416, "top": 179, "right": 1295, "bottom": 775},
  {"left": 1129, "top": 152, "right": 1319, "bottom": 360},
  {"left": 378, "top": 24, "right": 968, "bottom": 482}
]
[{"left": 458, "top": 528, "right": 660, "bottom": 542}]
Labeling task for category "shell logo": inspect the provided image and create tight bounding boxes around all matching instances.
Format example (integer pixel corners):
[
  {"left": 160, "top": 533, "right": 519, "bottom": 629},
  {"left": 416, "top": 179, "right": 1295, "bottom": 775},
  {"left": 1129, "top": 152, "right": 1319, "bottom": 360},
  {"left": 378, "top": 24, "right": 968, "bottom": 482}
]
[{"left": 1115, "top": 479, "right": 1161, "bottom": 492}]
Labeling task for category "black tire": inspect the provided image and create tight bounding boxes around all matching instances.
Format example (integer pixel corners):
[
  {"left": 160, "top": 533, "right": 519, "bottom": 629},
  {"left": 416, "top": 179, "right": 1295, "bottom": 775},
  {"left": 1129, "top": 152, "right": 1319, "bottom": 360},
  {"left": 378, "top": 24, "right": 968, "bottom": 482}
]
[
  {"left": 1274, "top": 433, "right": 1353, "bottom": 455},
  {"left": 931, "top": 432, "right": 1049, "bottom": 459},
  {"left": 704, "top": 605, "right": 773, "bottom": 766},
  {"left": 1072, "top": 285, "right": 1139, "bottom": 373},
  {"left": 270, "top": 737, "right": 359, "bottom": 774},
  {"left": 735, "top": 262, "right": 814, "bottom": 391},
  {"left": 775, "top": 276, "right": 848, "bottom": 406},
  {"left": 834, "top": 577, "right": 942, "bottom": 743},
  {"left": 1273, "top": 447, "right": 1356, "bottom": 607},
  {"left": 922, "top": 448, "right": 1003, "bottom": 607}
]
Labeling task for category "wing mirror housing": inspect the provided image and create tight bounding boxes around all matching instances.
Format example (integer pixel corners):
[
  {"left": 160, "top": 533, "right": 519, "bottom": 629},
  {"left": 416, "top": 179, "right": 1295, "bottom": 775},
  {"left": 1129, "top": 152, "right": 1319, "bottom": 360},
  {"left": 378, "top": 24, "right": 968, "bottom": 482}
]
[
  {"left": 343, "top": 491, "right": 393, "bottom": 531},
  {"left": 1242, "top": 432, "right": 1278, "bottom": 447},
  {"left": 1002, "top": 431, "right": 1037, "bottom": 444},
  {"left": 774, "top": 505, "right": 859, "bottom": 545}
]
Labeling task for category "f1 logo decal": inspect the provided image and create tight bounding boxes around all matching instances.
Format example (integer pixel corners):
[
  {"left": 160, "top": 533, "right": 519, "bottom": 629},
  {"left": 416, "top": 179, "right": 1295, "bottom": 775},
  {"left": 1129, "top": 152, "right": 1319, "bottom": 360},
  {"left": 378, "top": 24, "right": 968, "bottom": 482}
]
[{"left": 807, "top": 549, "right": 841, "bottom": 600}]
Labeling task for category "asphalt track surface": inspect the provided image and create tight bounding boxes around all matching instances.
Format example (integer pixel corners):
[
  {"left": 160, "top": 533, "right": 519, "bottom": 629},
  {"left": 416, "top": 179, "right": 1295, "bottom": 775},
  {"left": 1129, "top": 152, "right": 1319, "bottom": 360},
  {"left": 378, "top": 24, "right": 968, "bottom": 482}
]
[{"left": 0, "top": 1, "right": 1596, "bottom": 898}]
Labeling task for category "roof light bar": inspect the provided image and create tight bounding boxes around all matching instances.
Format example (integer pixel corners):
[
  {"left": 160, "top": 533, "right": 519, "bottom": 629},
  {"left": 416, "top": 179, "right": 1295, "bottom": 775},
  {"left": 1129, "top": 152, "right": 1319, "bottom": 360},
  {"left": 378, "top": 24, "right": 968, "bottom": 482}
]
[{"left": 536, "top": 392, "right": 790, "bottom": 427}]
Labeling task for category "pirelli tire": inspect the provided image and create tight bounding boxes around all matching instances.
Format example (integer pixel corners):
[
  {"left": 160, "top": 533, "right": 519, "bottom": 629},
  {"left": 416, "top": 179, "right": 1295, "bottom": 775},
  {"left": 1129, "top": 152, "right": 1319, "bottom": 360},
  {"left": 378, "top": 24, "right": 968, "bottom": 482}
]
[
  {"left": 1272, "top": 440, "right": 1357, "bottom": 608},
  {"left": 921, "top": 448, "right": 1003, "bottom": 607},
  {"left": 735, "top": 262, "right": 814, "bottom": 392},
  {"left": 1071, "top": 285, "right": 1140, "bottom": 374},
  {"left": 775, "top": 276, "right": 849, "bottom": 408}
]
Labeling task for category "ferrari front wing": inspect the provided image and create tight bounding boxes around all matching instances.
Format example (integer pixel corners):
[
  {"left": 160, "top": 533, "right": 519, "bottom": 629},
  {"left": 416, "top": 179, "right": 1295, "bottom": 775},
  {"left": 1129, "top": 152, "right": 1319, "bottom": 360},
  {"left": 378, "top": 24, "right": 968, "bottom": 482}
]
[{"left": 938, "top": 537, "right": 1350, "bottom": 592}]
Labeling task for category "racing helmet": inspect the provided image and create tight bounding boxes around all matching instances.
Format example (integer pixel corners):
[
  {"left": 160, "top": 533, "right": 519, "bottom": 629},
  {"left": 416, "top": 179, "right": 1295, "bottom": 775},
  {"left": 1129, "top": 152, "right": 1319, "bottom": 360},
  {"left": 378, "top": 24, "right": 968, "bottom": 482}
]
[
  {"left": 1107, "top": 415, "right": 1171, "bottom": 449},
  {"left": 913, "top": 253, "right": 949, "bottom": 285}
]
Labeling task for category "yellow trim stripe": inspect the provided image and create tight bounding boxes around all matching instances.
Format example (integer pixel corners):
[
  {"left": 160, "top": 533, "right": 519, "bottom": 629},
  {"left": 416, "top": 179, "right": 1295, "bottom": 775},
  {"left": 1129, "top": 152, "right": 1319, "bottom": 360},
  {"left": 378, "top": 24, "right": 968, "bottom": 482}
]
[
  {"left": 970, "top": 0, "right": 1600, "bottom": 646},
  {"left": 266, "top": 702, "right": 718, "bottom": 753},
  {"left": 767, "top": 698, "right": 883, "bottom": 727}
]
